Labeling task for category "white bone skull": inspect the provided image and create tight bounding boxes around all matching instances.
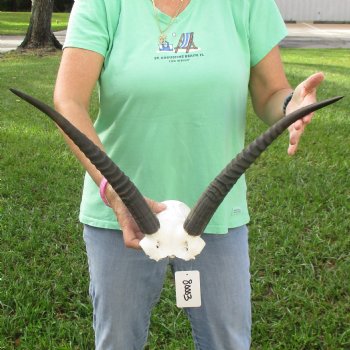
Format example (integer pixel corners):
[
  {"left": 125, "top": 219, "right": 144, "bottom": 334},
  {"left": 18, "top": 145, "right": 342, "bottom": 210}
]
[{"left": 140, "top": 200, "right": 206, "bottom": 261}]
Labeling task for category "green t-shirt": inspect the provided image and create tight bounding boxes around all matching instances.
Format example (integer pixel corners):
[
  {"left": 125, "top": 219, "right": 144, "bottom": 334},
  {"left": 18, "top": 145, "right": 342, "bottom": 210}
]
[{"left": 64, "top": 0, "right": 287, "bottom": 233}]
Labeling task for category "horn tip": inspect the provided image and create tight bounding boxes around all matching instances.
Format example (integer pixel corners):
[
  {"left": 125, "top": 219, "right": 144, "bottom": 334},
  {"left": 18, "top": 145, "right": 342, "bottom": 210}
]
[
  {"left": 9, "top": 88, "right": 23, "bottom": 98},
  {"left": 332, "top": 95, "right": 344, "bottom": 102},
  {"left": 325, "top": 95, "right": 344, "bottom": 104},
  {"left": 319, "top": 95, "right": 344, "bottom": 109}
]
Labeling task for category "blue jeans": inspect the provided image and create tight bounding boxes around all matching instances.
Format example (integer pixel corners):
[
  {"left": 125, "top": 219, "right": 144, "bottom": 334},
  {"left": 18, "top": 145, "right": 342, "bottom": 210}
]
[{"left": 83, "top": 224, "right": 251, "bottom": 350}]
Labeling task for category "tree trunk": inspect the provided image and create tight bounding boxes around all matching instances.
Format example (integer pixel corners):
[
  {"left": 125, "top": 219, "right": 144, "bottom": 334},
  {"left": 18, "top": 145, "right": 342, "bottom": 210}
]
[{"left": 19, "top": 0, "right": 62, "bottom": 50}]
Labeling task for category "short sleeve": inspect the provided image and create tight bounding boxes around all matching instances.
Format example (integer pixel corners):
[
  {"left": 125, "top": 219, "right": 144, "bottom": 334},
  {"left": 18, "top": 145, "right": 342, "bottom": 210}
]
[
  {"left": 248, "top": 0, "right": 287, "bottom": 67},
  {"left": 63, "top": 0, "right": 120, "bottom": 57}
]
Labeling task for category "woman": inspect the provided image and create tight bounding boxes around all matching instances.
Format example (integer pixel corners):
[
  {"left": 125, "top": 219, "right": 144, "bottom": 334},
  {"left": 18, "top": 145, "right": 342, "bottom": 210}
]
[{"left": 54, "top": 0, "right": 324, "bottom": 348}]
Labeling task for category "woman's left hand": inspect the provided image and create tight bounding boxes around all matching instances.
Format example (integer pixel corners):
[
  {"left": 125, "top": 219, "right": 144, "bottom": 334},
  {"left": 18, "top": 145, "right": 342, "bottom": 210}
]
[{"left": 286, "top": 72, "right": 325, "bottom": 155}]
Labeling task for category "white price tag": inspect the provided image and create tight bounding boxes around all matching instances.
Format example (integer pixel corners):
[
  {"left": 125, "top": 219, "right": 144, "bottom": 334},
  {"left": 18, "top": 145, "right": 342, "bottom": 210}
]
[{"left": 175, "top": 271, "right": 201, "bottom": 308}]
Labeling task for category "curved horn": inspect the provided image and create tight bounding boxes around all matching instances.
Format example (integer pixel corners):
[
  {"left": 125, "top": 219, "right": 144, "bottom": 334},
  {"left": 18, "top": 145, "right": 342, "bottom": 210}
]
[
  {"left": 184, "top": 96, "right": 343, "bottom": 236},
  {"left": 10, "top": 88, "right": 160, "bottom": 235}
]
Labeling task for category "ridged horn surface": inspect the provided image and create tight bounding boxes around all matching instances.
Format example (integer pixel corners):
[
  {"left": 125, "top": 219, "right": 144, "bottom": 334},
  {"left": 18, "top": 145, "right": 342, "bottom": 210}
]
[
  {"left": 184, "top": 96, "right": 343, "bottom": 236},
  {"left": 10, "top": 88, "right": 160, "bottom": 235}
]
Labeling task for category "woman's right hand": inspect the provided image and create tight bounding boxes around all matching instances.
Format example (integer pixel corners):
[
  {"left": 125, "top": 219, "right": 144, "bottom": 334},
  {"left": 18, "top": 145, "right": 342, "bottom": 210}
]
[{"left": 105, "top": 185, "right": 166, "bottom": 249}]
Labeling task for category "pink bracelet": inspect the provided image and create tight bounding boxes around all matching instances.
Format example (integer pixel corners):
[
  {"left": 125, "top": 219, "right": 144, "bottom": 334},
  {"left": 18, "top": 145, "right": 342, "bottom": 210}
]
[{"left": 99, "top": 177, "right": 111, "bottom": 207}]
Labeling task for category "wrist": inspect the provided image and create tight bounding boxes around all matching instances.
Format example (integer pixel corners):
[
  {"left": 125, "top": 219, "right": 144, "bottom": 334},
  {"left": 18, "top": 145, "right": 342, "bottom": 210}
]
[{"left": 105, "top": 182, "right": 121, "bottom": 208}]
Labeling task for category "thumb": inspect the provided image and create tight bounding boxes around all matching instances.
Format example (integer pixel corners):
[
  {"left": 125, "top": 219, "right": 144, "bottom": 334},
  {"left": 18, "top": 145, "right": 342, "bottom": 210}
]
[
  {"left": 302, "top": 72, "right": 325, "bottom": 95},
  {"left": 146, "top": 198, "right": 167, "bottom": 214}
]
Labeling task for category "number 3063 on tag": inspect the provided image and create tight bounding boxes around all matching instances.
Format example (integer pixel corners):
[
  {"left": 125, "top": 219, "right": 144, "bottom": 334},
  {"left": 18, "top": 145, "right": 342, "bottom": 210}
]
[{"left": 175, "top": 271, "right": 201, "bottom": 308}]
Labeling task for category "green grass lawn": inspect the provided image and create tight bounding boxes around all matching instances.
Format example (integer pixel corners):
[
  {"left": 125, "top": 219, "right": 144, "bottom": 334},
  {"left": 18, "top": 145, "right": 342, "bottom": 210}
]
[
  {"left": 0, "top": 49, "right": 349, "bottom": 349},
  {"left": 0, "top": 12, "right": 69, "bottom": 35}
]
